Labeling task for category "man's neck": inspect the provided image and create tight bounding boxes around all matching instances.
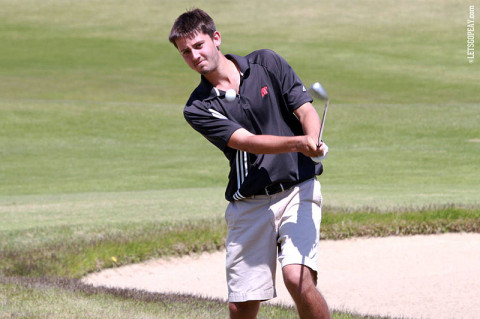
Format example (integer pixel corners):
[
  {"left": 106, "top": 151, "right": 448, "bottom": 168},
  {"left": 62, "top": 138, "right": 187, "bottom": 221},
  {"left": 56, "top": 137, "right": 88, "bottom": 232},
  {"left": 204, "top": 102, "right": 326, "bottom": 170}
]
[{"left": 204, "top": 55, "right": 240, "bottom": 92}]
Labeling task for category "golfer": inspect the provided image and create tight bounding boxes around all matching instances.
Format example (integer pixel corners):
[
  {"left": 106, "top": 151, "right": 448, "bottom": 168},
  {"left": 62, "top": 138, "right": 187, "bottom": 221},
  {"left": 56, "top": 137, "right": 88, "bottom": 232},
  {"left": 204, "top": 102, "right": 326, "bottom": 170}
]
[{"left": 169, "top": 8, "right": 330, "bottom": 319}]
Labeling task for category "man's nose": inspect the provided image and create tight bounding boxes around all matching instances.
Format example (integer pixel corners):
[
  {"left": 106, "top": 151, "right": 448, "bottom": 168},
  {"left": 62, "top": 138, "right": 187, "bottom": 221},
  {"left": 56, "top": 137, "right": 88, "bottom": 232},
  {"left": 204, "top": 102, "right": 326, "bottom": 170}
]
[{"left": 191, "top": 49, "right": 200, "bottom": 60}]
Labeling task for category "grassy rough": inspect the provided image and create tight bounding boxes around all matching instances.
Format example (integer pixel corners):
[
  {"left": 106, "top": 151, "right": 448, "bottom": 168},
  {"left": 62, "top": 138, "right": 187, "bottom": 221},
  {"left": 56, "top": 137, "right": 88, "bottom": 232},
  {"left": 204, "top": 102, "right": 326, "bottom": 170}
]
[
  {"left": 0, "top": 219, "right": 226, "bottom": 278},
  {"left": 0, "top": 276, "right": 299, "bottom": 319},
  {"left": 0, "top": 276, "right": 398, "bottom": 319},
  {"left": 1, "top": 205, "right": 478, "bottom": 279},
  {"left": 322, "top": 205, "right": 480, "bottom": 239}
]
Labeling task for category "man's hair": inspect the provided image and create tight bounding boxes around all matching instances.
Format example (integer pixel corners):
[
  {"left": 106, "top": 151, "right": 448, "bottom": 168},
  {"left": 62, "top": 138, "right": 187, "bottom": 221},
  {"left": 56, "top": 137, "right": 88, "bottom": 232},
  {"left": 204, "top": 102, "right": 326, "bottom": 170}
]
[{"left": 169, "top": 8, "right": 216, "bottom": 48}]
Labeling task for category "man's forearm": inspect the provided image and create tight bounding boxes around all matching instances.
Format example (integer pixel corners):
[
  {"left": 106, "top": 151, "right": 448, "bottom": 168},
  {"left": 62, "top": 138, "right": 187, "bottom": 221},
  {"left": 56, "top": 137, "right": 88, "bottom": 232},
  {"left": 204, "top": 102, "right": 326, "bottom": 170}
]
[
  {"left": 227, "top": 129, "right": 306, "bottom": 154},
  {"left": 227, "top": 128, "right": 323, "bottom": 157},
  {"left": 226, "top": 102, "right": 324, "bottom": 156},
  {"left": 294, "top": 103, "right": 321, "bottom": 145}
]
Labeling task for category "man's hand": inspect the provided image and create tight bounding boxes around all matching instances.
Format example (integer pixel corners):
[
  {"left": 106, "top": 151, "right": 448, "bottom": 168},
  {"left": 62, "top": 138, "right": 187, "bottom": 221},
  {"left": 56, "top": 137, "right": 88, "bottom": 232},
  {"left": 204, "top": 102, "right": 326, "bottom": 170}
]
[
  {"left": 316, "top": 141, "right": 328, "bottom": 157},
  {"left": 296, "top": 136, "right": 327, "bottom": 156},
  {"left": 295, "top": 136, "right": 321, "bottom": 157},
  {"left": 311, "top": 141, "right": 328, "bottom": 163}
]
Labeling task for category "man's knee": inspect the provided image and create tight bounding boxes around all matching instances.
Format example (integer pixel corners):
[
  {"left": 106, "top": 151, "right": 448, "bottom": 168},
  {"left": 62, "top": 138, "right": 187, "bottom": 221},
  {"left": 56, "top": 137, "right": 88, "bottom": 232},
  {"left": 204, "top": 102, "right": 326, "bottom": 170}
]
[
  {"left": 229, "top": 300, "right": 260, "bottom": 319},
  {"left": 283, "top": 264, "right": 317, "bottom": 294}
]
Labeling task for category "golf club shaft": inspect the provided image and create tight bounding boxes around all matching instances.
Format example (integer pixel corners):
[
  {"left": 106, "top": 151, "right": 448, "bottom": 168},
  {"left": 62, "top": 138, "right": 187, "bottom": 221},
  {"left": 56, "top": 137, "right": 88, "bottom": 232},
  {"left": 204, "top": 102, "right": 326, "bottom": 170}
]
[{"left": 318, "top": 100, "right": 329, "bottom": 145}]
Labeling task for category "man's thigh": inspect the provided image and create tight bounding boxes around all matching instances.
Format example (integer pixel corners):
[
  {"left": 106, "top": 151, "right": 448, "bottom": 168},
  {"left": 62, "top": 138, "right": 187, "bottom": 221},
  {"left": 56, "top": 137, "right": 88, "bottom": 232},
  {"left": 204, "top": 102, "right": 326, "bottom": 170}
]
[
  {"left": 276, "top": 178, "right": 322, "bottom": 273},
  {"left": 225, "top": 197, "right": 278, "bottom": 302}
]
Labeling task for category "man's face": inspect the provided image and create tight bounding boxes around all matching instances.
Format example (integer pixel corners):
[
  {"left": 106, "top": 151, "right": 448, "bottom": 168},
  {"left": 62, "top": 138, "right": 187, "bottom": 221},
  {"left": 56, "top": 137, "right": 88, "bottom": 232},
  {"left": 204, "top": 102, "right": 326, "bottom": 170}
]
[{"left": 175, "top": 31, "right": 221, "bottom": 75}]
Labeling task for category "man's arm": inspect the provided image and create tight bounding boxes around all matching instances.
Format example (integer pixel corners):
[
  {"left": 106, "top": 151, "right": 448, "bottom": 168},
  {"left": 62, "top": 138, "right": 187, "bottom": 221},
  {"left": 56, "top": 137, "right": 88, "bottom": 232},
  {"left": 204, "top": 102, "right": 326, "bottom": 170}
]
[
  {"left": 294, "top": 102, "right": 321, "bottom": 144},
  {"left": 227, "top": 102, "right": 327, "bottom": 157}
]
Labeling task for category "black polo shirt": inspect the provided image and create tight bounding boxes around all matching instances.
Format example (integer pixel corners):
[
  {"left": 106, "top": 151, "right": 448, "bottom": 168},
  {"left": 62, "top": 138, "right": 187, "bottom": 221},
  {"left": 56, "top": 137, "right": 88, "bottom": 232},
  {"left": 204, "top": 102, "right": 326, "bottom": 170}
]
[{"left": 184, "top": 49, "right": 323, "bottom": 201}]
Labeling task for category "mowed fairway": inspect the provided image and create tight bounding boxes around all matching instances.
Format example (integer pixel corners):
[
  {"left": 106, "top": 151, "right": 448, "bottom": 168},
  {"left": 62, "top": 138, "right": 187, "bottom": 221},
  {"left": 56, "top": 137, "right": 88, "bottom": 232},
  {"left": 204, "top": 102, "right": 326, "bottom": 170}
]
[{"left": 1, "top": 0, "right": 479, "bottom": 318}]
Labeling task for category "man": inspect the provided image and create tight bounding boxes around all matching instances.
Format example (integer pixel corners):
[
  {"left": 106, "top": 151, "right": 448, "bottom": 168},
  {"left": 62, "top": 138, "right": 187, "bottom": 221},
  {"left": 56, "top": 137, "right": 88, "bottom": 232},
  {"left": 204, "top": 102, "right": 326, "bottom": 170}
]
[{"left": 169, "top": 8, "right": 330, "bottom": 319}]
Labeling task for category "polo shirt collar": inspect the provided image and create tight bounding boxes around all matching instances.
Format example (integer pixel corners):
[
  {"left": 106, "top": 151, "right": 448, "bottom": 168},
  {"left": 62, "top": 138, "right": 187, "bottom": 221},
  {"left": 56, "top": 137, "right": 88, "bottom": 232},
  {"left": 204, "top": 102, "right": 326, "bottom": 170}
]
[
  {"left": 198, "top": 53, "right": 250, "bottom": 100},
  {"left": 226, "top": 53, "right": 249, "bottom": 75}
]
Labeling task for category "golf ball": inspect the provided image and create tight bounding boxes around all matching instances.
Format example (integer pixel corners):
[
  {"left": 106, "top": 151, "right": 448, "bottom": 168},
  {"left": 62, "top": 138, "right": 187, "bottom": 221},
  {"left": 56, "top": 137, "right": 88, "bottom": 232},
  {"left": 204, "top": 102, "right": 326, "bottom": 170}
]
[{"left": 225, "top": 89, "right": 236, "bottom": 102}]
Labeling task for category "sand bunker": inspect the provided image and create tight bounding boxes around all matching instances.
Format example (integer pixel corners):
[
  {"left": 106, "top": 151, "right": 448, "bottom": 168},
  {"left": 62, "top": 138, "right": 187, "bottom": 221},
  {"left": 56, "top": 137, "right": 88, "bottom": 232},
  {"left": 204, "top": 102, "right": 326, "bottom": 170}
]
[{"left": 83, "top": 233, "right": 480, "bottom": 319}]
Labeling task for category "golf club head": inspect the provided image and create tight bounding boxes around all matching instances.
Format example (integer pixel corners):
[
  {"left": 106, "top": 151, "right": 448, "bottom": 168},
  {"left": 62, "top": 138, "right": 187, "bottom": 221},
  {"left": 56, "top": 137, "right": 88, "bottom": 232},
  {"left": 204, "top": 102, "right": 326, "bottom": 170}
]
[{"left": 308, "top": 82, "right": 329, "bottom": 101}]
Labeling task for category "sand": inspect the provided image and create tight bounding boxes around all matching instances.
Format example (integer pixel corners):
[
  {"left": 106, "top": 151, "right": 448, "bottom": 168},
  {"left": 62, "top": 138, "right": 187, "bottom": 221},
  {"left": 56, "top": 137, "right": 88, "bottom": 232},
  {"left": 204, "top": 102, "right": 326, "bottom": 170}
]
[{"left": 82, "top": 233, "right": 480, "bottom": 319}]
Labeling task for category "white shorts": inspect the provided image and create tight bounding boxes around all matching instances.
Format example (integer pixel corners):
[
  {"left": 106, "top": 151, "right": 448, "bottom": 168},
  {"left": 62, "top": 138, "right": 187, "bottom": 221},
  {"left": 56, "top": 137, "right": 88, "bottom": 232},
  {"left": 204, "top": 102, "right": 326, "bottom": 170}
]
[{"left": 224, "top": 178, "right": 322, "bottom": 302}]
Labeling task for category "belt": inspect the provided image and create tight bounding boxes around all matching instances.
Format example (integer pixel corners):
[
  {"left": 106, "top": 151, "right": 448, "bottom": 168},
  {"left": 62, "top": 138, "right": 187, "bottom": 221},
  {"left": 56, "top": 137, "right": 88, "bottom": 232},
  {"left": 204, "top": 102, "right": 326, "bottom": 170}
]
[{"left": 257, "top": 180, "right": 303, "bottom": 196}]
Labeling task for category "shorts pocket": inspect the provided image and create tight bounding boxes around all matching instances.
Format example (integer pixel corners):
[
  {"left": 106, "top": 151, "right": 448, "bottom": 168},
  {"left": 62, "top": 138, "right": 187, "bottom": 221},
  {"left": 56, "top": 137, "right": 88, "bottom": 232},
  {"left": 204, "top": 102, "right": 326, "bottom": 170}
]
[
  {"left": 312, "top": 179, "right": 322, "bottom": 204},
  {"left": 225, "top": 202, "right": 237, "bottom": 228}
]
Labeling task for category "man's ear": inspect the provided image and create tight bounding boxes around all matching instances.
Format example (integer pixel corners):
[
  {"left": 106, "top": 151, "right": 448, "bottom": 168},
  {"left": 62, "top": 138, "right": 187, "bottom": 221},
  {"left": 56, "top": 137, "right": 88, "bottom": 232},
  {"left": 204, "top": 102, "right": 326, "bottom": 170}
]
[{"left": 213, "top": 31, "right": 221, "bottom": 50}]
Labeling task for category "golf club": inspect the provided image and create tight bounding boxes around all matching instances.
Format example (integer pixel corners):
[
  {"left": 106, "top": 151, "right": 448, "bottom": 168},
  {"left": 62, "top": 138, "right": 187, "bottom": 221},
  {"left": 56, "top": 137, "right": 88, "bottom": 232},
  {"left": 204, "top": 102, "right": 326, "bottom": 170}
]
[{"left": 308, "top": 82, "right": 329, "bottom": 163}]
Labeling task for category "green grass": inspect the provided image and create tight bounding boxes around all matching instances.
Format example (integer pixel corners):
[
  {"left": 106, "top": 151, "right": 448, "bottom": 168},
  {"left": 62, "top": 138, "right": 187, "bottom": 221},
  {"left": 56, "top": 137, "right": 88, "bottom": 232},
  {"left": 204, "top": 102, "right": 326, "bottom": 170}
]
[
  {"left": 0, "top": 0, "right": 479, "bottom": 317},
  {"left": 2, "top": 206, "right": 476, "bottom": 319},
  {"left": 0, "top": 189, "right": 226, "bottom": 232},
  {"left": 1, "top": 101, "right": 479, "bottom": 208},
  {"left": 1, "top": 277, "right": 393, "bottom": 319},
  {"left": 1, "top": 218, "right": 227, "bottom": 278},
  {"left": 0, "top": 277, "right": 258, "bottom": 319},
  {"left": 1, "top": 206, "right": 478, "bottom": 280}
]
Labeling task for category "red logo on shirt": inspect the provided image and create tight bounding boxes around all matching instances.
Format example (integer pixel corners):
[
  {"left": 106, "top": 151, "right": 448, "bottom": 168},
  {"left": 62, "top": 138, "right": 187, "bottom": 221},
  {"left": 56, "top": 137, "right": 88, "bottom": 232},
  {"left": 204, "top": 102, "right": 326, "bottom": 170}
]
[{"left": 261, "top": 86, "right": 268, "bottom": 98}]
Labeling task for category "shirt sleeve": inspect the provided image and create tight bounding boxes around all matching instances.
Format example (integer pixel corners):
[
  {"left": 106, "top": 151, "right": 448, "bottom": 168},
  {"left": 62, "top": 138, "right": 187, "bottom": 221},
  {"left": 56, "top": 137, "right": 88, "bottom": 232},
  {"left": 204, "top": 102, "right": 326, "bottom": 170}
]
[{"left": 184, "top": 101, "right": 243, "bottom": 152}]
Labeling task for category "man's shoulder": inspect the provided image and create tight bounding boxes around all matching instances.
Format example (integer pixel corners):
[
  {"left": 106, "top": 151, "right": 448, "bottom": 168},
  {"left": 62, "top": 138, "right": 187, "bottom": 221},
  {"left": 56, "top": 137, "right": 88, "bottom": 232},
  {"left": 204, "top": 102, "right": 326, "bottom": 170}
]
[
  {"left": 183, "top": 86, "right": 209, "bottom": 126},
  {"left": 245, "top": 49, "right": 283, "bottom": 66},
  {"left": 185, "top": 87, "right": 205, "bottom": 108},
  {"left": 185, "top": 79, "right": 213, "bottom": 109}
]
